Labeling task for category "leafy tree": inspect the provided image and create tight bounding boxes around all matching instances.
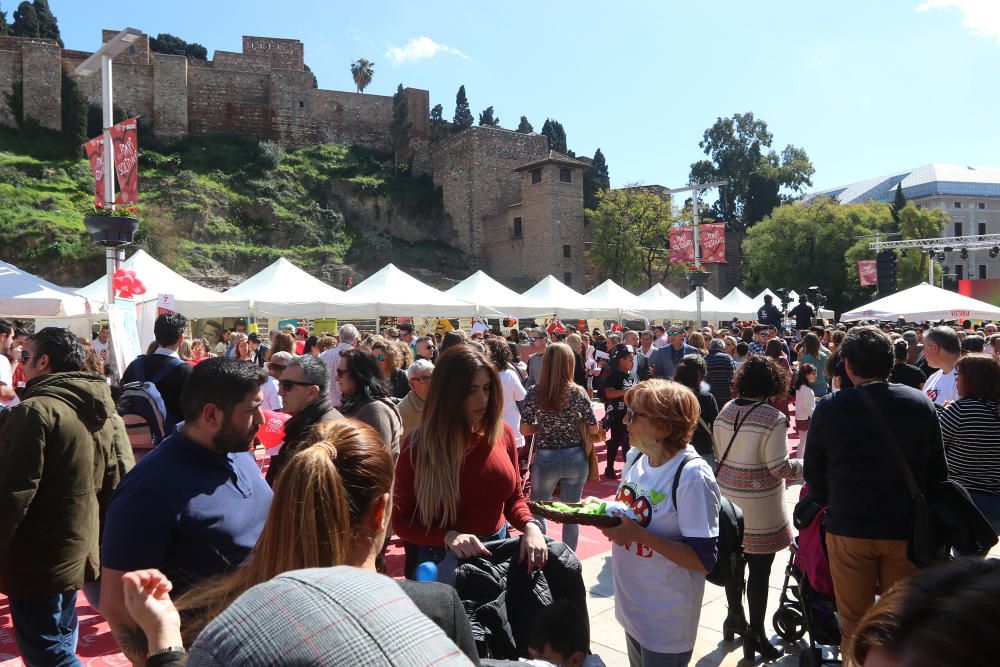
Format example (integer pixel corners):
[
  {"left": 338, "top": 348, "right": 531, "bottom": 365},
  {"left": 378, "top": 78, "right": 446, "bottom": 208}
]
[
  {"left": 0, "top": 7, "right": 9, "bottom": 35},
  {"left": 350, "top": 58, "right": 375, "bottom": 93},
  {"left": 845, "top": 204, "right": 947, "bottom": 294},
  {"left": 540, "top": 118, "right": 567, "bottom": 153},
  {"left": 743, "top": 173, "right": 781, "bottom": 225},
  {"left": 31, "top": 0, "right": 60, "bottom": 45},
  {"left": 60, "top": 71, "right": 87, "bottom": 150},
  {"left": 149, "top": 33, "right": 207, "bottom": 60},
  {"left": 429, "top": 103, "right": 448, "bottom": 140},
  {"left": 586, "top": 187, "right": 675, "bottom": 288},
  {"left": 453, "top": 85, "right": 473, "bottom": 129},
  {"left": 11, "top": 2, "right": 38, "bottom": 38},
  {"left": 478, "top": 105, "right": 500, "bottom": 127},
  {"left": 689, "top": 112, "right": 814, "bottom": 229},
  {"left": 583, "top": 147, "right": 610, "bottom": 210},
  {"left": 390, "top": 84, "right": 413, "bottom": 169},
  {"left": 516, "top": 116, "right": 533, "bottom": 133},
  {"left": 890, "top": 182, "right": 907, "bottom": 228},
  {"left": 304, "top": 64, "right": 318, "bottom": 89}
]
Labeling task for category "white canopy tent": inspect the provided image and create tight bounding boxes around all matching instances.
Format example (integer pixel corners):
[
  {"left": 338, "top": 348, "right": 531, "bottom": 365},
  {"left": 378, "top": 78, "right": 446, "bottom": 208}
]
[
  {"left": 173, "top": 257, "right": 357, "bottom": 319},
  {"left": 753, "top": 288, "right": 779, "bottom": 307},
  {"left": 0, "top": 260, "right": 94, "bottom": 318},
  {"left": 585, "top": 280, "right": 652, "bottom": 320},
  {"left": 840, "top": 283, "right": 1000, "bottom": 322},
  {"left": 679, "top": 288, "right": 744, "bottom": 321},
  {"left": 521, "top": 276, "right": 622, "bottom": 319},
  {"left": 719, "top": 288, "right": 760, "bottom": 320},
  {"left": 754, "top": 287, "right": 834, "bottom": 320},
  {"left": 444, "top": 270, "right": 552, "bottom": 318},
  {"left": 342, "top": 264, "right": 483, "bottom": 318},
  {"left": 635, "top": 284, "right": 688, "bottom": 320}
]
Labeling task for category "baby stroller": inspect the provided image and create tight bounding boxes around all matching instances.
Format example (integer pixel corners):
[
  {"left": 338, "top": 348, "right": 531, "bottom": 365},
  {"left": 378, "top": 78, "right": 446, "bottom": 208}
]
[{"left": 772, "top": 490, "right": 842, "bottom": 666}]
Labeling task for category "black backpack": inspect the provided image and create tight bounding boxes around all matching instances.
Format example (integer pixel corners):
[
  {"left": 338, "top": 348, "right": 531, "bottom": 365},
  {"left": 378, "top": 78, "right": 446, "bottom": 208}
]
[{"left": 672, "top": 453, "right": 745, "bottom": 586}]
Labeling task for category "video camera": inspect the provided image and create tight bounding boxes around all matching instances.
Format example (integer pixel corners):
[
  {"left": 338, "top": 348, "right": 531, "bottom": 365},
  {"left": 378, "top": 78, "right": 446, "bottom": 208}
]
[{"left": 774, "top": 287, "right": 792, "bottom": 312}]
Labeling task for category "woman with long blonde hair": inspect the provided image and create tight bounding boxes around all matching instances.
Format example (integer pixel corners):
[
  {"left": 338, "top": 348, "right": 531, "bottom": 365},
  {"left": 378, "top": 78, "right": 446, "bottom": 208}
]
[
  {"left": 393, "top": 345, "right": 547, "bottom": 582},
  {"left": 520, "top": 342, "right": 598, "bottom": 551}
]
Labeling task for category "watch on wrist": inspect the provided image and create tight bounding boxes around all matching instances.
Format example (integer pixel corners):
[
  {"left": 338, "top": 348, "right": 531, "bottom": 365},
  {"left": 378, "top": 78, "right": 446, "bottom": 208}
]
[{"left": 149, "top": 646, "right": 186, "bottom": 658}]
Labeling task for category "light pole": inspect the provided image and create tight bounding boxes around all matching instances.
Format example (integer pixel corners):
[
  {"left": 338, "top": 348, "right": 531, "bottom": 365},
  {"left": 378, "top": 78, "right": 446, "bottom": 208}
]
[
  {"left": 665, "top": 180, "right": 728, "bottom": 325},
  {"left": 74, "top": 28, "right": 143, "bottom": 308}
]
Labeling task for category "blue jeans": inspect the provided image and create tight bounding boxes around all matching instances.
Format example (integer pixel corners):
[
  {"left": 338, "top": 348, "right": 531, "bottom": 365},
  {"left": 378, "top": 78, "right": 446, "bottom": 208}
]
[
  {"left": 530, "top": 447, "right": 589, "bottom": 552},
  {"left": 416, "top": 524, "right": 509, "bottom": 585},
  {"left": 8, "top": 591, "right": 82, "bottom": 667},
  {"left": 970, "top": 490, "right": 1000, "bottom": 534}
]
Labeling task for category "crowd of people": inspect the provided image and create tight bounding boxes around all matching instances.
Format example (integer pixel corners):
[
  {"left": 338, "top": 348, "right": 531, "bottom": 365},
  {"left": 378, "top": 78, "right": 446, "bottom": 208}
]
[{"left": 0, "top": 306, "right": 999, "bottom": 666}]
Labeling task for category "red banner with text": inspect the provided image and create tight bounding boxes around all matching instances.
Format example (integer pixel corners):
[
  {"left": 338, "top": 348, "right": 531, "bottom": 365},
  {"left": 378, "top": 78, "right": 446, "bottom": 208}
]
[
  {"left": 669, "top": 227, "right": 694, "bottom": 264},
  {"left": 700, "top": 223, "right": 727, "bottom": 263},
  {"left": 83, "top": 135, "right": 105, "bottom": 207},
  {"left": 108, "top": 117, "right": 139, "bottom": 204},
  {"left": 858, "top": 260, "right": 877, "bottom": 286}
]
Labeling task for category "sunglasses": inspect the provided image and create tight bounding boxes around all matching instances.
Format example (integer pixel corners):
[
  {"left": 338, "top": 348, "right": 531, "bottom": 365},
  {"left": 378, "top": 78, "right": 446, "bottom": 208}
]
[
  {"left": 376, "top": 354, "right": 386, "bottom": 362},
  {"left": 625, "top": 407, "right": 650, "bottom": 421},
  {"left": 667, "top": 330, "right": 683, "bottom": 336},
  {"left": 279, "top": 379, "right": 314, "bottom": 391},
  {"left": 526, "top": 337, "right": 541, "bottom": 342}
]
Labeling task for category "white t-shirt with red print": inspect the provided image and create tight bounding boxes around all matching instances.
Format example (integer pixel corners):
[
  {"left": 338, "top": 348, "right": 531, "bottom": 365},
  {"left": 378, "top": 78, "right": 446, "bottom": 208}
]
[{"left": 610, "top": 445, "right": 721, "bottom": 653}]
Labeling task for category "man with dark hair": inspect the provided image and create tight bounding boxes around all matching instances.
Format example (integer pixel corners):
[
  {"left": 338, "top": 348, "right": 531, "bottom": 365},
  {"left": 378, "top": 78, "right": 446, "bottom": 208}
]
[
  {"left": 787, "top": 294, "right": 815, "bottom": 332},
  {"left": 0, "top": 327, "right": 130, "bottom": 665},
  {"left": 747, "top": 325, "right": 770, "bottom": 356},
  {"left": 922, "top": 325, "right": 961, "bottom": 407},
  {"left": 100, "top": 357, "right": 272, "bottom": 664},
  {"left": 756, "top": 294, "right": 783, "bottom": 328},
  {"left": 649, "top": 325, "right": 697, "bottom": 380},
  {"left": 0, "top": 318, "right": 18, "bottom": 407},
  {"left": 121, "top": 312, "right": 193, "bottom": 427},
  {"left": 265, "top": 354, "right": 343, "bottom": 485},
  {"left": 804, "top": 325, "right": 947, "bottom": 645},
  {"left": 528, "top": 599, "right": 602, "bottom": 666}
]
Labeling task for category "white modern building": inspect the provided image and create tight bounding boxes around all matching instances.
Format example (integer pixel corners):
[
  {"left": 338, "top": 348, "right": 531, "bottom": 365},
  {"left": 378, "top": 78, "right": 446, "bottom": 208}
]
[{"left": 808, "top": 164, "right": 1000, "bottom": 282}]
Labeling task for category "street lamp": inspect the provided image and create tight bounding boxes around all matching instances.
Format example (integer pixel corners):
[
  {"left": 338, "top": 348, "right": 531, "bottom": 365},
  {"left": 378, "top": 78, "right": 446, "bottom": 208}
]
[{"left": 75, "top": 27, "right": 144, "bottom": 307}]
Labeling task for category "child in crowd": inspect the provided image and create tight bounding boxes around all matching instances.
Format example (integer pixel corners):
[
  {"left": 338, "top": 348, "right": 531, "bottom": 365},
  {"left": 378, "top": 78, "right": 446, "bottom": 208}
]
[
  {"left": 520, "top": 600, "right": 605, "bottom": 667},
  {"left": 733, "top": 341, "right": 749, "bottom": 367},
  {"left": 793, "top": 363, "right": 816, "bottom": 459}
]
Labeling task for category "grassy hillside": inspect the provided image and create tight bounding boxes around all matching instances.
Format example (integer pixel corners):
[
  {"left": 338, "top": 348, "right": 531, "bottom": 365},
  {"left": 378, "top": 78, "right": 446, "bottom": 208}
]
[{"left": 0, "top": 127, "right": 462, "bottom": 288}]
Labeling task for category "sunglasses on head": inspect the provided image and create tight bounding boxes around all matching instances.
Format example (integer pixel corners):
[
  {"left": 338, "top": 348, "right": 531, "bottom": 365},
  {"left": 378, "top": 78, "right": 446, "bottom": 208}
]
[{"left": 279, "top": 379, "right": 314, "bottom": 391}]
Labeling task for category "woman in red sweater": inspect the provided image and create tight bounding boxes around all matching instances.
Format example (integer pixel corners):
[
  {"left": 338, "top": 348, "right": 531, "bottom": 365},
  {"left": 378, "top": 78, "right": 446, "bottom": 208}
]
[{"left": 393, "top": 344, "right": 547, "bottom": 583}]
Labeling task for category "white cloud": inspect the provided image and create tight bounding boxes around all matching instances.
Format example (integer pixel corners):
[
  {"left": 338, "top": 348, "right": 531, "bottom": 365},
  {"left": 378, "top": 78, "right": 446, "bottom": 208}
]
[
  {"left": 916, "top": 0, "right": 1000, "bottom": 43},
  {"left": 385, "top": 36, "right": 469, "bottom": 65}
]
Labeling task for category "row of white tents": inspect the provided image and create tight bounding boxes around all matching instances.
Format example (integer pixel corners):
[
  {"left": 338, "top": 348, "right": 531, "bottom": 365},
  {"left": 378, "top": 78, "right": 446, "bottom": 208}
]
[{"left": 5, "top": 251, "right": 1000, "bottom": 327}]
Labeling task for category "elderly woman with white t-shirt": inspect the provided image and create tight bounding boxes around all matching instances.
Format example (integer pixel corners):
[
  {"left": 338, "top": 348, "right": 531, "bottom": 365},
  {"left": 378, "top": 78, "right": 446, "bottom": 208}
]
[{"left": 599, "top": 379, "right": 721, "bottom": 667}]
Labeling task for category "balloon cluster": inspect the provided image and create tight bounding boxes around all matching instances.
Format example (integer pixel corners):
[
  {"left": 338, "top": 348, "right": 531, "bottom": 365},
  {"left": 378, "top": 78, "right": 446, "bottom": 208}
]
[
  {"left": 112, "top": 268, "right": 147, "bottom": 299},
  {"left": 502, "top": 317, "right": 519, "bottom": 328},
  {"left": 546, "top": 319, "right": 566, "bottom": 335}
]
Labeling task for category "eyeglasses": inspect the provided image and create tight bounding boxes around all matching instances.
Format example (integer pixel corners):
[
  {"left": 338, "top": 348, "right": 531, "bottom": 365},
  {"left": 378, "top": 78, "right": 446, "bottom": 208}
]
[
  {"left": 625, "top": 407, "right": 650, "bottom": 421},
  {"left": 279, "top": 379, "right": 314, "bottom": 391},
  {"left": 411, "top": 376, "right": 432, "bottom": 384}
]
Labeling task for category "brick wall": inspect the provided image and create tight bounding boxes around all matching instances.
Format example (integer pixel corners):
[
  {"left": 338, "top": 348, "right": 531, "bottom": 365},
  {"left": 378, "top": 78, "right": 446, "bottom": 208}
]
[
  {"left": 153, "top": 53, "right": 188, "bottom": 139},
  {"left": 313, "top": 89, "right": 394, "bottom": 151},
  {"left": 213, "top": 51, "right": 272, "bottom": 74},
  {"left": 64, "top": 57, "right": 155, "bottom": 123},
  {"left": 242, "top": 36, "right": 304, "bottom": 71},
  {"left": 269, "top": 69, "right": 315, "bottom": 146},
  {"left": 101, "top": 29, "right": 149, "bottom": 65},
  {"left": 22, "top": 42, "right": 61, "bottom": 130},
  {"left": 187, "top": 65, "right": 270, "bottom": 138}
]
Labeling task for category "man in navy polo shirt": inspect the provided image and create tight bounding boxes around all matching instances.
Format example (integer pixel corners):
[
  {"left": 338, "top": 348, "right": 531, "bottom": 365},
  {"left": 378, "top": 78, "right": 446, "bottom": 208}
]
[{"left": 99, "top": 357, "right": 272, "bottom": 664}]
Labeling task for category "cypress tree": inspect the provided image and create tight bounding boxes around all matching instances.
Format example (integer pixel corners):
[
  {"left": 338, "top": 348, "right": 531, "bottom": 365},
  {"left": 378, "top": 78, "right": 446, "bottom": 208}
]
[
  {"left": 31, "top": 0, "right": 61, "bottom": 46},
  {"left": 890, "top": 182, "right": 907, "bottom": 226},
  {"left": 453, "top": 85, "right": 473, "bottom": 130},
  {"left": 516, "top": 116, "right": 533, "bottom": 133},
  {"left": 541, "top": 118, "right": 567, "bottom": 153},
  {"left": 390, "top": 84, "right": 413, "bottom": 169},
  {"left": 478, "top": 106, "right": 500, "bottom": 127},
  {"left": 11, "top": 2, "right": 39, "bottom": 38}
]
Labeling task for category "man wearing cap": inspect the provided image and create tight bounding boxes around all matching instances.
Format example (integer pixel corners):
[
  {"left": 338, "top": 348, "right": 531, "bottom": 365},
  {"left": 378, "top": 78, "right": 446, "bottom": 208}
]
[
  {"left": 649, "top": 326, "right": 698, "bottom": 380},
  {"left": 602, "top": 344, "right": 637, "bottom": 479},
  {"left": 294, "top": 327, "right": 309, "bottom": 355}
]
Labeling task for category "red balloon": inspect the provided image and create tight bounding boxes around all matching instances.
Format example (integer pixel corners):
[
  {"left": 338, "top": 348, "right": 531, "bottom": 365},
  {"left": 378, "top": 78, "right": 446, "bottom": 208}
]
[
  {"left": 257, "top": 410, "right": 290, "bottom": 448},
  {"left": 113, "top": 267, "right": 127, "bottom": 279},
  {"left": 131, "top": 279, "right": 146, "bottom": 296},
  {"left": 125, "top": 269, "right": 137, "bottom": 279}
]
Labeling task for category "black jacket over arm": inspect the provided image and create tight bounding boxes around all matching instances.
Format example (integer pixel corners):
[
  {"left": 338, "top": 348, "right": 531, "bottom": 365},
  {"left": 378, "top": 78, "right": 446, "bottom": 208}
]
[{"left": 804, "top": 383, "right": 949, "bottom": 540}]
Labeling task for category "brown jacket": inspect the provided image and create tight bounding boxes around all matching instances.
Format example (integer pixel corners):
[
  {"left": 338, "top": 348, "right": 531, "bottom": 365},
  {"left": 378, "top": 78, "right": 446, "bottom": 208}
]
[{"left": 0, "top": 372, "right": 132, "bottom": 597}]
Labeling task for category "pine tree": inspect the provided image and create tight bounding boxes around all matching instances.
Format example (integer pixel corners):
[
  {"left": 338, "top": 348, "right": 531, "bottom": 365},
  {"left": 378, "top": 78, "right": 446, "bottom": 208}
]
[
  {"left": 429, "top": 103, "right": 446, "bottom": 140},
  {"left": 453, "top": 85, "right": 473, "bottom": 130},
  {"left": 390, "top": 84, "right": 413, "bottom": 170},
  {"left": 890, "top": 182, "right": 907, "bottom": 227},
  {"left": 11, "top": 2, "right": 39, "bottom": 38},
  {"left": 516, "top": 116, "right": 533, "bottom": 133},
  {"left": 478, "top": 106, "right": 500, "bottom": 127},
  {"left": 31, "top": 0, "right": 61, "bottom": 46},
  {"left": 540, "top": 118, "right": 567, "bottom": 153},
  {"left": 583, "top": 148, "right": 611, "bottom": 210},
  {"left": 0, "top": 8, "right": 10, "bottom": 35}
]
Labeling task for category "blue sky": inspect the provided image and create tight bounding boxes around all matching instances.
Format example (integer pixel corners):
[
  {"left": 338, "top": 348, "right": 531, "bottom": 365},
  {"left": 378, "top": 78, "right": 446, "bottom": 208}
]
[{"left": 50, "top": 0, "right": 999, "bottom": 194}]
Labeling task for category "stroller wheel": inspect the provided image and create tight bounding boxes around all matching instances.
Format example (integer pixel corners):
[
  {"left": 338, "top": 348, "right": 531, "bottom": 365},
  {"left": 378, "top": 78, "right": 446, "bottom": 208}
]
[
  {"left": 798, "top": 647, "right": 822, "bottom": 667},
  {"left": 773, "top": 606, "right": 806, "bottom": 641}
]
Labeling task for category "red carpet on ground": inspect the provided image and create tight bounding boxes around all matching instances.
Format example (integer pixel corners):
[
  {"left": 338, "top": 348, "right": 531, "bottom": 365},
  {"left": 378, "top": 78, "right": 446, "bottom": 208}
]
[{"left": 0, "top": 402, "right": 802, "bottom": 665}]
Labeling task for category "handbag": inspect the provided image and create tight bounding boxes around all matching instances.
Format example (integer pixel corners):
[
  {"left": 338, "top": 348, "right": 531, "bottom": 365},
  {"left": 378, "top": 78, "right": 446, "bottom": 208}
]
[
  {"left": 857, "top": 388, "right": 997, "bottom": 566},
  {"left": 579, "top": 417, "right": 602, "bottom": 482}
]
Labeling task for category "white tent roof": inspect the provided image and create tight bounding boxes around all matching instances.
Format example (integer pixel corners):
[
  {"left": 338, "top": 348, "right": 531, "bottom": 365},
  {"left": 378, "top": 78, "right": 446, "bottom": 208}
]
[
  {"left": 841, "top": 283, "right": 1000, "bottom": 322},
  {"left": 0, "top": 260, "right": 94, "bottom": 318},
  {"left": 585, "top": 280, "right": 651, "bottom": 318},
  {"left": 174, "top": 257, "right": 356, "bottom": 319},
  {"left": 679, "top": 288, "right": 744, "bottom": 321},
  {"left": 521, "top": 276, "right": 621, "bottom": 318},
  {"left": 635, "top": 284, "right": 688, "bottom": 320},
  {"left": 343, "top": 264, "right": 482, "bottom": 317},
  {"left": 445, "top": 270, "right": 552, "bottom": 318},
  {"left": 719, "top": 288, "right": 760, "bottom": 319},
  {"left": 754, "top": 288, "right": 779, "bottom": 306},
  {"left": 78, "top": 250, "right": 221, "bottom": 311}
]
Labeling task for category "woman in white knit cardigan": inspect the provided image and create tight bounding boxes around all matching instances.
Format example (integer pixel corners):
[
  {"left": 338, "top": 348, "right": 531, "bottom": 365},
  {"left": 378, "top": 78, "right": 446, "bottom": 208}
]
[{"left": 713, "top": 355, "right": 803, "bottom": 662}]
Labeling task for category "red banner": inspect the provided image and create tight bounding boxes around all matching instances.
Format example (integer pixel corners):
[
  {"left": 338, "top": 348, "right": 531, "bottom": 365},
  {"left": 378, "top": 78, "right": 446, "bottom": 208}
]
[
  {"left": 83, "top": 135, "right": 105, "bottom": 207},
  {"left": 858, "top": 260, "right": 877, "bottom": 286},
  {"left": 109, "top": 117, "right": 139, "bottom": 204},
  {"left": 700, "top": 223, "right": 727, "bottom": 263},
  {"left": 669, "top": 227, "right": 694, "bottom": 264}
]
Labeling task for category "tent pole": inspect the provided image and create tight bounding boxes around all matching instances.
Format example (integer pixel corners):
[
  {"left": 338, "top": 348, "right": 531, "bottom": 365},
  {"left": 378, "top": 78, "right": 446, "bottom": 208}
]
[{"left": 375, "top": 306, "right": 380, "bottom": 334}]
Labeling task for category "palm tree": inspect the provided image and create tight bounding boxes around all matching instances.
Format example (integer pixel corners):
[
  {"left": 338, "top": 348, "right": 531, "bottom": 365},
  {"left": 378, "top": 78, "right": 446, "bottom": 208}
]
[{"left": 350, "top": 59, "right": 374, "bottom": 94}]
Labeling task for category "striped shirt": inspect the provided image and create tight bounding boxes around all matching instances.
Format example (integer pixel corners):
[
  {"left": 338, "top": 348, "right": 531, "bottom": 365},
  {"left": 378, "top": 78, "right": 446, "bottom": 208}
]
[{"left": 940, "top": 397, "right": 1000, "bottom": 495}]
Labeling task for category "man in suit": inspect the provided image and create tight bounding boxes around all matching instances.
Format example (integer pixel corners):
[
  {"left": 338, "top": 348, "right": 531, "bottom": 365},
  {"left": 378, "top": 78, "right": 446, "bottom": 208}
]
[
  {"left": 623, "top": 330, "right": 650, "bottom": 381},
  {"left": 649, "top": 325, "right": 698, "bottom": 380}
]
